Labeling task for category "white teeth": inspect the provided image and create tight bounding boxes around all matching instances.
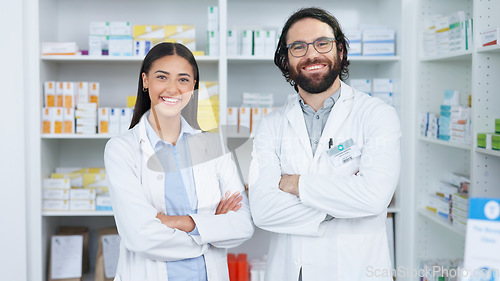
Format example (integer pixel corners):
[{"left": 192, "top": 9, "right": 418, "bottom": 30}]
[
  {"left": 306, "top": 65, "right": 323, "bottom": 70},
  {"left": 161, "top": 97, "right": 180, "bottom": 102}
]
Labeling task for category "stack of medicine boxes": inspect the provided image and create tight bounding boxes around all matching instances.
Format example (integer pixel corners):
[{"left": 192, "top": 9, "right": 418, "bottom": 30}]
[
  {"left": 207, "top": 6, "right": 219, "bottom": 56},
  {"left": 89, "top": 22, "right": 109, "bottom": 56},
  {"left": 109, "top": 22, "right": 133, "bottom": 56},
  {"left": 227, "top": 28, "right": 277, "bottom": 57},
  {"left": 133, "top": 24, "right": 197, "bottom": 55},
  {"left": 76, "top": 82, "right": 100, "bottom": 134},
  {"left": 362, "top": 28, "right": 395, "bottom": 56},
  {"left": 477, "top": 118, "right": 500, "bottom": 151}
]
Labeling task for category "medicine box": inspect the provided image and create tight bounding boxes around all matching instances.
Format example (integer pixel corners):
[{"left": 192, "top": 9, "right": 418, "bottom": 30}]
[
  {"left": 43, "top": 200, "right": 70, "bottom": 211},
  {"left": 251, "top": 108, "right": 262, "bottom": 133},
  {"left": 345, "top": 30, "right": 362, "bottom": 56},
  {"left": 43, "top": 189, "right": 70, "bottom": 200},
  {"left": 56, "top": 82, "right": 64, "bottom": 107},
  {"left": 241, "top": 30, "right": 253, "bottom": 56},
  {"left": 496, "top": 119, "right": 500, "bottom": 134},
  {"left": 373, "top": 79, "right": 394, "bottom": 93},
  {"left": 52, "top": 108, "right": 63, "bottom": 134},
  {"left": 207, "top": 30, "right": 219, "bottom": 56},
  {"left": 350, "top": 79, "right": 371, "bottom": 94},
  {"left": 89, "top": 82, "right": 99, "bottom": 105},
  {"left": 207, "top": 6, "right": 219, "bottom": 31},
  {"left": 77, "top": 82, "right": 89, "bottom": 105},
  {"left": 362, "top": 43, "right": 395, "bottom": 56},
  {"left": 42, "top": 108, "right": 52, "bottom": 134},
  {"left": 98, "top": 108, "right": 110, "bottom": 134},
  {"left": 70, "top": 199, "right": 96, "bottom": 211},
  {"left": 109, "top": 108, "right": 121, "bottom": 135},
  {"left": 120, "top": 108, "right": 133, "bottom": 134},
  {"left": 227, "top": 29, "right": 240, "bottom": 56},
  {"left": 63, "top": 108, "right": 74, "bottom": 134},
  {"left": 89, "top": 22, "right": 110, "bottom": 36},
  {"left": 96, "top": 195, "right": 113, "bottom": 211},
  {"left": 265, "top": 30, "right": 277, "bottom": 57},
  {"left": 43, "top": 178, "right": 71, "bottom": 189},
  {"left": 109, "top": 21, "right": 131, "bottom": 36},
  {"left": 44, "top": 81, "right": 56, "bottom": 107},
  {"left": 41, "top": 42, "right": 78, "bottom": 55},
  {"left": 70, "top": 189, "right": 96, "bottom": 200},
  {"left": 109, "top": 36, "right": 133, "bottom": 56},
  {"left": 253, "top": 30, "right": 266, "bottom": 57},
  {"left": 63, "top": 82, "right": 75, "bottom": 108}
]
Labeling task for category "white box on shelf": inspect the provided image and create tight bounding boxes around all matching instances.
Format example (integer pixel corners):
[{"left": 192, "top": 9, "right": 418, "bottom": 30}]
[
  {"left": 44, "top": 81, "right": 56, "bottom": 107},
  {"left": 208, "top": 6, "right": 219, "bottom": 31},
  {"left": 264, "top": 30, "right": 276, "bottom": 57},
  {"left": 96, "top": 195, "right": 113, "bottom": 211},
  {"left": 350, "top": 79, "right": 372, "bottom": 94},
  {"left": 253, "top": 30, "right": 266, "bottom": 57},
  {"left": 89, "top": 82, "right": 99, "bottom": 105},
  {"left": 77, "top": 82, "right": 89, "bottom": 105},
  {"left": 56, "top": 82, "right": 64, "bottom": 107},
  {"left": 63, "top": 82, "right": 75, "bottom": 108},
  {"left": 42, "top": 42, "right": 78, "bottom": 55},
  {"left": 70, "top": 189, "right": 96, "bottom": 200},
  {"left": 43, "top": 189, "right": 70, "bottom": 200},
  {"left": 120, "top": 108, "right": 133, "bottom": 134},
  {"left": 43, "top": 178, "right": 70, "bottom": 189},
  {"left": 373, "top": 79, "right": 394, "bottom": 93},
  {"left": 109, "top": 36, "right": 133, "bottom": 56},
  {"left": 63, "top": 108, "right": 75, "bottom": 134},
  {"left": 98, "top": 107, "right": 110, "bottom": 134},
  {"left": 70, "top": 199, "right": 96, "bottom": 211},
  {"left": 52, "top": 107, "right": 64, "bottom": 134},
  {"left": 207, "top": 30, "right": 219, "bottom": 56},
  {"left": 241, "top": 30, "right": 253, "bottom": 56},
  {"left": 109, "top": 21, "right": 131, "bottom": 36},
  {"left": 109, "top": 108, "right": 121, "bottom": 135},
  {"left": 227, "top": 29, "right": 240, "bottom": 56},
  {"left": 89, "top": 21, "right": 109, "bottom": 36},
  {"left": 42, "top": 107, "right": 52, "bottom": 134},
  {"left": 362, "top": 43, "right": 395, "bottom": 56},
  {"left": 43, "top": 200, "right": 69, "bottom": 211}
]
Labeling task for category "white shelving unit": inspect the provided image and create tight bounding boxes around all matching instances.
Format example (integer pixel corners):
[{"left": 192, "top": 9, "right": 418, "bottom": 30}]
[
  {"left": 26, "top": 0, "right": 414, "bottom": 280},
  {"left": 412, "top": 0, "right": 500, "bottom": 276}
]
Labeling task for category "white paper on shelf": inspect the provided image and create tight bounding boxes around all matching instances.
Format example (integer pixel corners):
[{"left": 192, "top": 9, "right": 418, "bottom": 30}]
[
  {"left": 50, "top": 235, "right": 83, "bottom": 279},
  {"left": 102, "top": 234, "right": 121, "bottom": 278}
]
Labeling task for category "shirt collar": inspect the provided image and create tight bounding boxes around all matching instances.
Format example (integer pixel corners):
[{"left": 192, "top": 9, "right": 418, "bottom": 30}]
[
  {"left": 144, "top": 111, "right": 196, "bottom": 149},
  {"left": 298, "top": 87, "right": 341, "bottom": 112}
]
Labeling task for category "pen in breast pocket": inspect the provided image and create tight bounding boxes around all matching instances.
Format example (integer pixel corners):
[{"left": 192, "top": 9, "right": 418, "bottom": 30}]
[{"left": 329, "top": 138, "right": 333, "bottom": 149}]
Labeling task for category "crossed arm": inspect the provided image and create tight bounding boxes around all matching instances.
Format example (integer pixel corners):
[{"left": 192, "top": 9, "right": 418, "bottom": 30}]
[{"left": 155, "top": 191, "right": 243, "bottom": 232}]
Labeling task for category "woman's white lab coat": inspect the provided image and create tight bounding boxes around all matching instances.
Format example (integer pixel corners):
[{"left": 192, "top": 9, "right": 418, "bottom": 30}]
[
  {"left": 249, "top": 81, "right": 401, "bottom": 281},
  {"left": 104, "top": 114, "right": 254, "bottom": 281}
]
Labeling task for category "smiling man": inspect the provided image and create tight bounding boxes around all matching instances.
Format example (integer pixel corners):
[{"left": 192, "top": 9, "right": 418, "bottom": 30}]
[{"left": 248, "top": 7, "right": 402, "bottom": 281}]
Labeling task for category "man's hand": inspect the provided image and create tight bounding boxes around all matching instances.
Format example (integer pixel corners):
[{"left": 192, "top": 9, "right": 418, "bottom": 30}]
[
  {"left": 216, "top": 191, "right": 242, "bottom": 215},
  {"left": 279, "top": 175, "right": 300, "bottom": 197},
  {"left": 156, "top": 213, "right": 196, "bottom": 233}
]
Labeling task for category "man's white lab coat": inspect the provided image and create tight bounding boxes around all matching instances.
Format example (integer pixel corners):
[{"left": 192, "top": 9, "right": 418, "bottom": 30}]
[
  {"left": 104, "top": 113, "right": 254, "bottom": 281},
  {"left": 249, "top": 81, "right": 401, "bottom": 281}
]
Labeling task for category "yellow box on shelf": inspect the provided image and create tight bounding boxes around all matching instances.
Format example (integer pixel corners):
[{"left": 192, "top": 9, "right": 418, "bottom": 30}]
[{"left": 134, "top": 25, "right": 195, "bottom": 39}]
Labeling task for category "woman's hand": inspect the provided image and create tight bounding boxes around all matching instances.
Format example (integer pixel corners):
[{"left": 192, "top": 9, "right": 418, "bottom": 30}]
[
  {"left": 216, "top": 191, "right": 242, "bottom": 215},
  {"left": 155, "top": 213, "right": 196, "bottom": 233}
]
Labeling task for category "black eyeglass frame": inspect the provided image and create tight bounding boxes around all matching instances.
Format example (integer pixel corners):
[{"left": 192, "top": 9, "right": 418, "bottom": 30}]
[{"left": 286, "top": 37, "right": 337, "bottom": 58}]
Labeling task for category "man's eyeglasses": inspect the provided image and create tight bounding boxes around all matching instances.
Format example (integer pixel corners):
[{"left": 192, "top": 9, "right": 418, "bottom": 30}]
[{"left": 286, "top": 37, "right": 336, "bottom": 58}]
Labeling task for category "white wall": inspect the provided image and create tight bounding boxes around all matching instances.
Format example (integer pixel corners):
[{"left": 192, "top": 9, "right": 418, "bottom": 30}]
[{"left": 0, "top": 0, "right": 28, "bottom": 279}]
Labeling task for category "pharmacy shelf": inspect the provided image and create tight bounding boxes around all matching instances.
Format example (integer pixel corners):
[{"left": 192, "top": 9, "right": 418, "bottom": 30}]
[
  {"left": 41, "top": 55, "right": 219, "bottom": 63},
  {"left": 42, "top": 211, "right": 114, "bottom": 216},
  {"left": 477, "top": 44, "right": 500, "bottom": 53},
  {"left": 227, "top": 55, "right": 401, "bottom": 62},
  {"left": 418, "top": 136, "right": 472, "bottom": 150},
  {"left": 420, "top": 50, "right": 473, "bottom": 62},
  {"left": 475, "top": 148, "right": 500, "bottom": 157},
  {"left": 42, "top": 134, "right": 115, "bottom": 139},
  {"left": 417, "top": 208, "right": 465, "bottom": 237}
]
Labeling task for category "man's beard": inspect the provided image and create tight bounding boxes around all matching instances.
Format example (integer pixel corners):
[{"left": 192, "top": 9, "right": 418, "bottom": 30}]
[{"left": 290, "top": 54, "right": 341, "bottom": 94}]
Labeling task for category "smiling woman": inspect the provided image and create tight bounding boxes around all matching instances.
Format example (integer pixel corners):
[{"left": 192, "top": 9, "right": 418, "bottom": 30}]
[{"left": 104, "top": 42, "right": 254, "bottom": 281}]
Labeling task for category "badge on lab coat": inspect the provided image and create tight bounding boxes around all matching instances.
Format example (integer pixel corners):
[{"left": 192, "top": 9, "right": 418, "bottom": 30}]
[{"left": 326, "top": 138, "right": 361, "bottom": 166}]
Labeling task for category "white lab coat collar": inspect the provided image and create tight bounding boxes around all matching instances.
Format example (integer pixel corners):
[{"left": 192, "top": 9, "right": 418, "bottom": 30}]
[{"left": 285, "top": 81, "right": 355, "bottom": 160}]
